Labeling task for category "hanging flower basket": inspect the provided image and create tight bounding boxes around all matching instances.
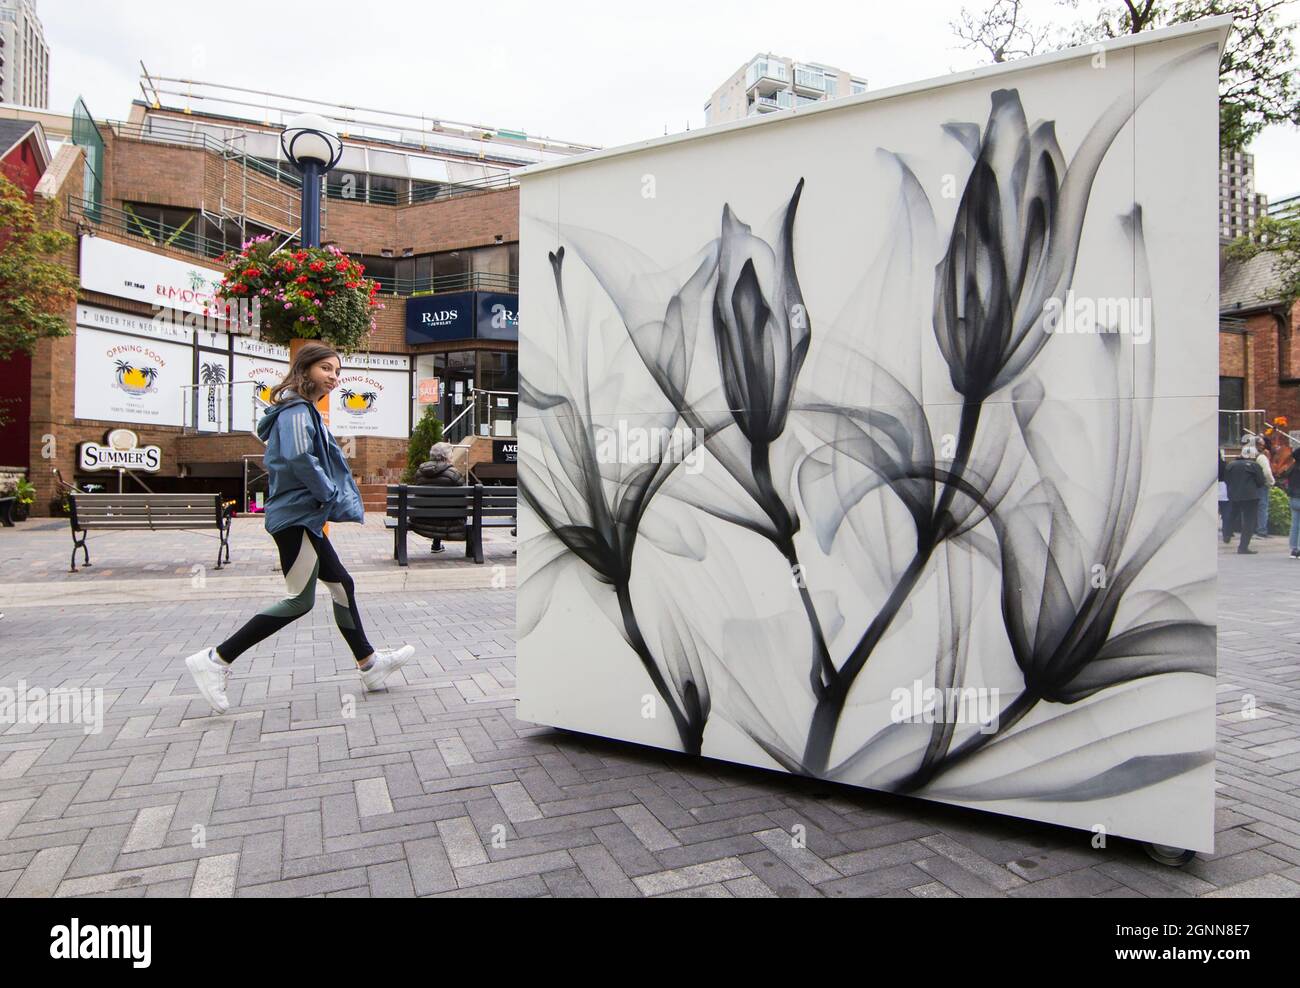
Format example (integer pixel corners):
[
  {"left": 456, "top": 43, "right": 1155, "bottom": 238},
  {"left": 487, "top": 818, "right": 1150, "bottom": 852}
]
[{"left": 215, "top": 235, "right": 383, "bottom": 351}]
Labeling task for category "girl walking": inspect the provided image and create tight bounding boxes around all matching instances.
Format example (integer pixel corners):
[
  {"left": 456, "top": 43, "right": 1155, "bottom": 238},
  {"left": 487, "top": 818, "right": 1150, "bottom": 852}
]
[{"left": 186, "top": 342, "right": 414, "bottom": 714}]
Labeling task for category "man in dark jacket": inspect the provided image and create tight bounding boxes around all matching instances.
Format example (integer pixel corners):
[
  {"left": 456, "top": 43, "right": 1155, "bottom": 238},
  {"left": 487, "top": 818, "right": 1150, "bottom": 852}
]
[
  {"left": 1225, "top": 446, "right": 1267, "bottom": 554},
  {"left": 410, "top": 442, "right": 466, "bottom": 553}
]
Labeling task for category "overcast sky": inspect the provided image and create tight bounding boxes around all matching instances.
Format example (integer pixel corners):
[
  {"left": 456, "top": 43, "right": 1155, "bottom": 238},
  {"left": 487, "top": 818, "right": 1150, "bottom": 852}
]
[{"left": 40, "top": 0, "right": 1300, "bottom": 198}]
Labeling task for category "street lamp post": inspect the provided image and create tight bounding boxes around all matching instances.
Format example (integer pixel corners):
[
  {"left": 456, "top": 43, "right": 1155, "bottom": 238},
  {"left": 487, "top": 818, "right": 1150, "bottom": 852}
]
[
  {"left": 280, "top": 113, "right": 343, "bottom": 248},
  {"left": 278, "top": 113, "right": 346, "bottom": 492}
]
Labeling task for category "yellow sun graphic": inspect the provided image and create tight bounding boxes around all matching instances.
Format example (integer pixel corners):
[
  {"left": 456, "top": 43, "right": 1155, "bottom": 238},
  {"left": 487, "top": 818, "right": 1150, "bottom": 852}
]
[{"left": 339, "top": 389, "right": 377, "bottom": 413}]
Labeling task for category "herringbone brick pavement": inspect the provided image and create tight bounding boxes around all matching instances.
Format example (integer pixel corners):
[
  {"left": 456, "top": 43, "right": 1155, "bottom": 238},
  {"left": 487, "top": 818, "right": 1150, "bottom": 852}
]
[{"left": 1, "top": 520, "right": 1297, "bottom": 897}]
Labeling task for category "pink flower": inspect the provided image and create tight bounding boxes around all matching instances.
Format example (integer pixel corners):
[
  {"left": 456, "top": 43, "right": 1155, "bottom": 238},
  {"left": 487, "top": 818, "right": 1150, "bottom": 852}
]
[{"left": 284, "top": 303, "right": 293, "bottom": 309}]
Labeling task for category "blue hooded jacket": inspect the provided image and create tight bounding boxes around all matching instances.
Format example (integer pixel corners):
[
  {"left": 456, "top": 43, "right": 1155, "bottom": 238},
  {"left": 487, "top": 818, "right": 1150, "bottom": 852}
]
[{"left": 256, "top": 389, "right": 363, "bottom": 536}]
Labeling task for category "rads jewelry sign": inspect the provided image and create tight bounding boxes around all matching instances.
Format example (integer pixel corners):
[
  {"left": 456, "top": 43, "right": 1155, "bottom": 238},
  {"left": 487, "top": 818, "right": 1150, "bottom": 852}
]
[{"left": 329, "top": 352, "right": 411, "bottom": 438}]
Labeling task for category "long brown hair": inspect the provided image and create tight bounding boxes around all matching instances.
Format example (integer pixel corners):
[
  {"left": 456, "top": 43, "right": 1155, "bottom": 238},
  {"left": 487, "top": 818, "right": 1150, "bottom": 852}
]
[{"left": 269, "top": 342, "right": 340, "bottom": 405}]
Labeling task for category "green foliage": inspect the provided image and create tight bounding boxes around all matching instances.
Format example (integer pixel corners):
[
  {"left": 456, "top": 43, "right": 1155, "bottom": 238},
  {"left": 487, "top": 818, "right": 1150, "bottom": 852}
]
[
  {"left": 956, "top": 1, "right": 1300, "bottom": 150},
  {"left": 0, "top": 173, "right": 78, "bottom": 428},
  {"left": 11, "top": 477, "right": 35, "bottom": 506},
  {"left": 1269, "top": 483, "right": 1291, "bottom": 533},
  {"left": 1226, "top": 213, "right": 1300, "bottom": 304},
  {"left": 403, "top": 405, "right": 444, "bottom": 482},
  {"left": 217, "top": 236, "right": 382, "bottom": 350}
]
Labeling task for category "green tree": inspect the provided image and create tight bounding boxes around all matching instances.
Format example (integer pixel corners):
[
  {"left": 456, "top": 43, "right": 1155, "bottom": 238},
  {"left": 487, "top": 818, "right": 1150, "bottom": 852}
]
[
  {"left": 0, "top": 173, "right": 76, "bottom": 359},
  {"left": 0, "top": 172, "right": 77, "bottom": 427},
  {"left": 1226, "top": 211, "right": 1300, "bottom": 300},
  {"left": 952, "top": 1, "right": 1300, "bottom": 149},
  {"left": 403, "top": 404, "right": 445, "bottom": 482}
]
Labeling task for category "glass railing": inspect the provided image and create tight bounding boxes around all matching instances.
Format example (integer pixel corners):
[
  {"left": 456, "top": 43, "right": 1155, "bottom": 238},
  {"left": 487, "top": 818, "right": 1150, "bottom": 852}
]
[
  {"left": 111, "top": 119, "right": 518, "bottom": 205},
  {"left": 69, "top": 196, "right": 230, "bottom": 260},
  {"left": 381, "top": 271, "right": 518, "bottom": 296},
  {"left": 66, "top": 197, "right": 519, "bottom": 296},
  {"left": 794, "top": 67, "right": 827, "bottom": 91},
  {"left": 745, "top": 59, "right": 788, "bottom": 89}
]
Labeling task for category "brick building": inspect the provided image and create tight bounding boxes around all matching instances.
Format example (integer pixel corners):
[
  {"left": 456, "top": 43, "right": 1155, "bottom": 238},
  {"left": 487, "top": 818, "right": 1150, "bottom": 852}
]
[
  {"left": 1219, "top": 249, "right": 1300, "bottom": 445},
  {"left": 1, "top": 80, "right": 594, "bottom": 516}
]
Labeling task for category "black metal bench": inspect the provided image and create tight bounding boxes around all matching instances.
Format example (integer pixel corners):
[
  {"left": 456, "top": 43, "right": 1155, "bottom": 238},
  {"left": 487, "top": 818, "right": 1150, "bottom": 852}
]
[
  {"left": 386, "top": 483, "right": 516, "bottom": 565},
  {"left": 0, "top": 496, "right": 15, "bottom": 527},
  {"left": 67, "top": 492, "right": 233, "bottom": 573}
]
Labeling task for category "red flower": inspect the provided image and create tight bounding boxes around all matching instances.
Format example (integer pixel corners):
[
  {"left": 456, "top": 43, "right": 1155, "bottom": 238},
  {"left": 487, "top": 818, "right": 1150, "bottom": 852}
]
[
  {"left": 294, "top": 251, "right": 308, "bottom": 261},
  {"left": 309, "top": 261, "right": 325, "bottom": 272},
  {"left": 242, "top": 267, "right": 261, "bottom": 278},
  {"left": 335, "top": 260, "right": 350, "bottom": 271},
  {"left": 295, "top": 275, "right": 309, "bottom": 284}
]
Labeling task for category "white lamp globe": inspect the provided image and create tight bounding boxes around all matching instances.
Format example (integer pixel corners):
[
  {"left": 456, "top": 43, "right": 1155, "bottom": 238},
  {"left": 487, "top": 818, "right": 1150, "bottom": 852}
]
[{"left": 281, "top": 113, "right": 342, "bottom": 168}]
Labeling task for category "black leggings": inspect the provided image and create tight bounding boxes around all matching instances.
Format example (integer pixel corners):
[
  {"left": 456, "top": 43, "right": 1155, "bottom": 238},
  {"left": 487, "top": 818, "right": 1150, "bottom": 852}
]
[{"left": 216, "top": 526, "right": 374, "bottom": 664}]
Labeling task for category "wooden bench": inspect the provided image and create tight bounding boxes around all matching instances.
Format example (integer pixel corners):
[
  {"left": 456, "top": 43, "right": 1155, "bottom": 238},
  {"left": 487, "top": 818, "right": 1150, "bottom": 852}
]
[
  {"left": 386, "top": 483, "right": 516, "bottom": 566},
  {"left": 67, "top": 492, "right": 233, "bottom": 573}
]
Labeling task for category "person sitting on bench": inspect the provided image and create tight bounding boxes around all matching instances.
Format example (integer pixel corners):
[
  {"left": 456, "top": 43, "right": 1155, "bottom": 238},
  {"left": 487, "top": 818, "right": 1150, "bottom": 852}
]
[{"left": 410, "top": 442, "right": 465, "bottom": 553}]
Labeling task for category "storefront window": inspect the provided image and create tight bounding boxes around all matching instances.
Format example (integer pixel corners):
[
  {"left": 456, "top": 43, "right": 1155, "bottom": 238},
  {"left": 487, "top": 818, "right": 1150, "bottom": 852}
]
[
  {"left": 477, "top": 351, "right": 517, "bottom": 393},
  {"left": 477, "top": 351, "right": 517, "bottom": 438}
]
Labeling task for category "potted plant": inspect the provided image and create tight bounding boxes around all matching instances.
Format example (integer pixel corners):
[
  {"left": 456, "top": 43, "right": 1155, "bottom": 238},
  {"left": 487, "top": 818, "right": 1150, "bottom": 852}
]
[
  {"left": 11, "top": 477, "right": 35, "bottom": 521},
  {"left": 215, "top": 235, "right": 383, "bottom": 353}
]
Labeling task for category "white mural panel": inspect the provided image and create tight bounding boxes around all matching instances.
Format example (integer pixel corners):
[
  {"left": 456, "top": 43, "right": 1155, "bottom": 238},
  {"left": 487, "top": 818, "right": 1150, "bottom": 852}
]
[{"left": 515, "top": 23, "right": 1227, "bottom": 853}]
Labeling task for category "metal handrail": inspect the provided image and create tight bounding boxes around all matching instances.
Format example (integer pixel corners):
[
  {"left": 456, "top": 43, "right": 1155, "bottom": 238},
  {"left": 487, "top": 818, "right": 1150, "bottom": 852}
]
[
  {"left": 68, "top": 198, "right": 519, "bottom": 296},
  {"left": 111, "top": 118, "right": 520, "bottom": 206},
  {"left": 388, "top": 271, "right": 517, "bottom": 295},
  {"left": 69, "top": 195, "right": 230, "bottom": 259},
  {"left": 444, "top": 387, "right": 518, "bottom": 444}
]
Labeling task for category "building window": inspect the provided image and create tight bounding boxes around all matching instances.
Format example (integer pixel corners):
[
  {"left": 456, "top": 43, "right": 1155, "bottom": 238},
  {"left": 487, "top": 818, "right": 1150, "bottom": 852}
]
[
  {"left": 1219, "top": 376, "right": 1246, "bottom": 445},
  {"left": 367, "top": 173, "right": 404, "bottom": 205}
]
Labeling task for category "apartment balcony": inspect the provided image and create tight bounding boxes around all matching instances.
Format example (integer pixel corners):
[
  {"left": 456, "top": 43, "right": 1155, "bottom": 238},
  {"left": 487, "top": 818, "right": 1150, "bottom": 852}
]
[
  {"left": 745, "top": 58, "right": 789, "bottom": 96},
  {"left": 793, "top": 66, "right": 828, "bottom": 95},
  {"left": 748, "top": 91, "right": 795, "bottom": 115}
]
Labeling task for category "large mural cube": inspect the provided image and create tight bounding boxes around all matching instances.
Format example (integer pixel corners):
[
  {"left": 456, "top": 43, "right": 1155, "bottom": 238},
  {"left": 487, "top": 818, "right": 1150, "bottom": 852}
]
[{"left": 516, "top": 20, "right": 1228, "bottom": 853}]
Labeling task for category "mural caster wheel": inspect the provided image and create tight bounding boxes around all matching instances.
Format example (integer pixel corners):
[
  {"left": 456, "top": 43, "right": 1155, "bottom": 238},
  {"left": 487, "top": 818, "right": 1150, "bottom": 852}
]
[{"left": 1143, "top": 843, "right": 1196, "bottom": 867}]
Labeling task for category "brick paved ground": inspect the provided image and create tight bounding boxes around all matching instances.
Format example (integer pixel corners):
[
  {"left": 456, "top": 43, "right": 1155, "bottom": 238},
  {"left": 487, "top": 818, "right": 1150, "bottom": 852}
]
[{"left": 1, "top": 518, "right": 1298, "bottom": 898}]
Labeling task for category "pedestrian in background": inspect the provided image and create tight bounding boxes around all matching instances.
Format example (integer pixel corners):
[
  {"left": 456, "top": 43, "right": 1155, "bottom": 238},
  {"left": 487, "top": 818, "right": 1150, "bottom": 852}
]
[
  {"left": 410, "top": 442, "right": 466, "bottom": 553},
  {"left": 1255, "top": 436, "right": 1275, "bottom": 537},
  {"left": 1282, "top": 447, "right": 1300, "bottom": 558},
  {"left": 1219, "top": 448, "right": 1232, "bottom": 543},
  {"left": 1226, "top": 445, "right": 1267, "bottom": 555}
]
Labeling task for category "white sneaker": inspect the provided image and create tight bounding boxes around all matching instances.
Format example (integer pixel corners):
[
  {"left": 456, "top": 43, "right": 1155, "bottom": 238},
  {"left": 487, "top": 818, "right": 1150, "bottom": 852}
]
[
  {"left": 359, "top": 645, "right": 415, "bottom": 692},
  {"left": 185, "top": 647, "right": 231, "bottom": 714}
]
